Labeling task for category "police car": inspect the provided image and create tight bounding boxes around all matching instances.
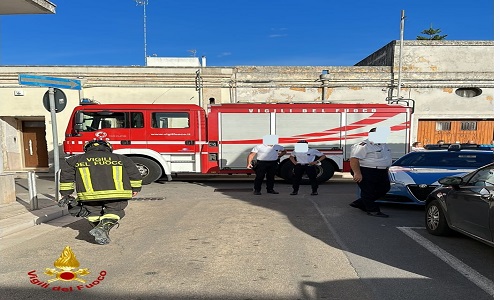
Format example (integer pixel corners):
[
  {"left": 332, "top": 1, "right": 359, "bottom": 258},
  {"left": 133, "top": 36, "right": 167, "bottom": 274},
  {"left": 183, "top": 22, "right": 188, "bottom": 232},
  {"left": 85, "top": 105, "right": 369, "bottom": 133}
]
[{"left": 379, "top": 144, "right": 494, "bottom": 205}]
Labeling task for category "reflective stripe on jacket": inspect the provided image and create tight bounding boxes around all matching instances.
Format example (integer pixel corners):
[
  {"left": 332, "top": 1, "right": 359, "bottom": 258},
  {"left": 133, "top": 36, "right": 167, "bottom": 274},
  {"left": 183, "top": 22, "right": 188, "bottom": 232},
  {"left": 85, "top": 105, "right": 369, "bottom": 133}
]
[{"left": 59, "top": 148, "right": 142, "bottom": 201}]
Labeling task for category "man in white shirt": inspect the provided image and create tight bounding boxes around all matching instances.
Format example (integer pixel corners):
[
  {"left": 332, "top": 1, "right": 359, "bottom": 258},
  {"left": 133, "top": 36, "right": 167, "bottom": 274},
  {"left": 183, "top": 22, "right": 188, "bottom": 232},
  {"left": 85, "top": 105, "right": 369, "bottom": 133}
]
[
  {"left": 349, "top": 127, "right": 392, "bottom": 217},
  {"left": 289, "top": 140, "right": 326, "bottom": 196},
  {"left": 247, "top": 138, "right": 286, "bottom": 195}
]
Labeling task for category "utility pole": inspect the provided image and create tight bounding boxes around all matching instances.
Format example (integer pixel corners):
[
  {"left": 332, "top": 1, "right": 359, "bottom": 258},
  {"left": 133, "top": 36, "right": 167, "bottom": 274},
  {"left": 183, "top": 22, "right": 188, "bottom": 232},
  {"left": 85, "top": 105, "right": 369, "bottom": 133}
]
[{"left": 135, "top": 0, "right": 148, "bottom": 66}]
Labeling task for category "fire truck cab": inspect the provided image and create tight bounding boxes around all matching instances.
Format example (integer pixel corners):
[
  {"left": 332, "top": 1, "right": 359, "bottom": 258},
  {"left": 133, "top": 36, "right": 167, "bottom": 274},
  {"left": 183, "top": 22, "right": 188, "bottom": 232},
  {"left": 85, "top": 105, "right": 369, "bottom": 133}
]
[{"left": 64, "top": 102, "right": 412, "bottom": 184}]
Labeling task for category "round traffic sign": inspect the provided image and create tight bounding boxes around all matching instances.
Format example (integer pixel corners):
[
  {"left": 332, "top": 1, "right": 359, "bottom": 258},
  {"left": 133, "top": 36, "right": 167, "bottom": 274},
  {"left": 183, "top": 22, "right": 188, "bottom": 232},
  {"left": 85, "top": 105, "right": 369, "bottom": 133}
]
[{"left": 42, "top": 88, "right": 67, "bottom": 113}]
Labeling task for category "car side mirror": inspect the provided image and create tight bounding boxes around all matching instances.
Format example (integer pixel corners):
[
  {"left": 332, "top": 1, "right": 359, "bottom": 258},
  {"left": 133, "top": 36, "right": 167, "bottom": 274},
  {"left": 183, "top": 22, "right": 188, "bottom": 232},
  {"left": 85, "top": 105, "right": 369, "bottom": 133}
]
[{"left": 438, "top": 176, "right": 463, "bottom": 188}]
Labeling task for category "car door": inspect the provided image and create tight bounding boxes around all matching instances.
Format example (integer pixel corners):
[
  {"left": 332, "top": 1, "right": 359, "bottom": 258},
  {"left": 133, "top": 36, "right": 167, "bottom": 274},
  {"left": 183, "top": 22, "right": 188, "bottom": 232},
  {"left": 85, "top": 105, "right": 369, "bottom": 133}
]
[{"left": 446, "top": 165, "right": 494, "bottom": 242}]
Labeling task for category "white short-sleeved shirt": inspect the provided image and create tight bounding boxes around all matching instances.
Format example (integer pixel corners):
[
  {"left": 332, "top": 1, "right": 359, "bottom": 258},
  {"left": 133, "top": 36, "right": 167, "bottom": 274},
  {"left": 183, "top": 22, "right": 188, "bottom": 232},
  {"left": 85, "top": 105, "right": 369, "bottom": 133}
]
[
  {"left": 251, "top": 144, "right": 285, "bottom": 161},
  {"left": 291, "top": 149, "right": 324, "bottom": 164},
  {"left": 350, "top": 139, "right": 392, "bottom": 168}
]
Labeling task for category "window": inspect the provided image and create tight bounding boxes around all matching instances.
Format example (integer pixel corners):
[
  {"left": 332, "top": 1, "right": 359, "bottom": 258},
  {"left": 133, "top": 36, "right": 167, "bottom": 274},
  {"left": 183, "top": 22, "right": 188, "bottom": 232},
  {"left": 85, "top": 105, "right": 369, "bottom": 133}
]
[
  {"left": 393, "top": 152, "right": 494, "bottom": 168},
  {"left": 463, "top": 165, "right": 494, "bottom": 195},
  {"left": 468, "top": 166, "right": 494, "bottom": 186},
  {"left": 436, "top": 122, "right": 451, "bottom": 131},
  {"left": 455, "top": 88, "right": 482, "bottom": 98},
  {"left": 461, "top": 121, "right": 477, "bottom": 131},
  {"left": 23, "top": 121, "right": 45, "bottom": 128},
  {"left": 131, "top": 112, "right": 144, "bottom": 128},
  {"left": 79, "top": 112, "right": 127, "bottom": 131},
  {"left": 152, "top": 112, "right": 189, "bottom": 128}
]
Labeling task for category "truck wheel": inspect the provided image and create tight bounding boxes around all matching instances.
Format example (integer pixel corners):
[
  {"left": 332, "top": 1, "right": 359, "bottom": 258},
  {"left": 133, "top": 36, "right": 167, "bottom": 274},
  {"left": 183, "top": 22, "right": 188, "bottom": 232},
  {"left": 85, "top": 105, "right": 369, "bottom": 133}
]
[
  {"left": 130, "top": 157, "right": 162, "bottom": 185},
  {"left": 278, "top": 159, "right": 336, "bottom": 184},
  {"left": 278, "top": 159, "right": 295, "bottom": 183},
  {"left": 315, "top": 159, "right": 335, "bottom": 183}
]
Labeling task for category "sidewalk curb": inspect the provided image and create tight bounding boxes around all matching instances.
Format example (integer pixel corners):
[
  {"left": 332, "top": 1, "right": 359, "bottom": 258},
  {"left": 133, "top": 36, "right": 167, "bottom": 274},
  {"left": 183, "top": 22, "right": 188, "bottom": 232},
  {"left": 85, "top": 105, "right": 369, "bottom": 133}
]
[{"left": 0, "top": 205, "right": 68, "bottom": 238}]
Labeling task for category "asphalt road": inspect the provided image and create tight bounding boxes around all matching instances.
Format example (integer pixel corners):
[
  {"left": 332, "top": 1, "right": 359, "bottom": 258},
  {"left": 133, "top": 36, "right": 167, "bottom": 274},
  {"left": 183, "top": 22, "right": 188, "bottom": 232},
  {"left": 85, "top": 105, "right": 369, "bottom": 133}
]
[{"left": 0, "top": 176, "right": 494, "bottom": 300}]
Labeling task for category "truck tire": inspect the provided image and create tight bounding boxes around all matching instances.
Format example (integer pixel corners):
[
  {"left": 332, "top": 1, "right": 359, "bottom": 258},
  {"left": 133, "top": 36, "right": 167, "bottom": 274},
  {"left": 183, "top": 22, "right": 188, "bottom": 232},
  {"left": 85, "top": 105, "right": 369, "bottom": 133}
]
[
  {"left": 278, "top": 159, "right": 336, "bottom": 184},
  {"left": 130, "top": 157, "right": 162, "bottom": 185},
  {"left": 315, "top": 159, "right": 336, "bottom": 183},
  {"left": 277, "top": 159, "right": 295, "bottom": 183}
]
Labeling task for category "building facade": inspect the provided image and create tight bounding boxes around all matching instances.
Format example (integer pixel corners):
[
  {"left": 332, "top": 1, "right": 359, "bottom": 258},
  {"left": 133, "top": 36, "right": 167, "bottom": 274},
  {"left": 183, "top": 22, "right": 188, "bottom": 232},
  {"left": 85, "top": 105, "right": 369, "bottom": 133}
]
[{"left": 0, "top": 40, "right": 493, "bottom": 172}]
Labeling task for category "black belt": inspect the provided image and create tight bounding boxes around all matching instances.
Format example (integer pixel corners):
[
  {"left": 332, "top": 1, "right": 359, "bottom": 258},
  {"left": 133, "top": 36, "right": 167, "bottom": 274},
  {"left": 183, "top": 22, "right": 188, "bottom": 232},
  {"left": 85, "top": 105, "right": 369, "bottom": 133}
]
[
  {"left": 361, "top": 166, "right": 389, "bottom": 169},
  {"left": 257, "top": 160, "right": 278, "bottom": 162}
]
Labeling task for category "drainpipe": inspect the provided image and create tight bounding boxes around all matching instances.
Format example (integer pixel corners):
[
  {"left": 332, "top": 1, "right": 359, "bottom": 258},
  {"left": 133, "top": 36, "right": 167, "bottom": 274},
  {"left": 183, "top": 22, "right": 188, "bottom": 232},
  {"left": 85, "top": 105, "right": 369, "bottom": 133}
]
[
  {"left": 195, "top": 69, "right": 203, "bottom": 107},
  {"left": 320, "top": 70, "right": 331, "bottom": 103},
  {"left": 397, "top": 10, "right": 405, "bottom": 99}
]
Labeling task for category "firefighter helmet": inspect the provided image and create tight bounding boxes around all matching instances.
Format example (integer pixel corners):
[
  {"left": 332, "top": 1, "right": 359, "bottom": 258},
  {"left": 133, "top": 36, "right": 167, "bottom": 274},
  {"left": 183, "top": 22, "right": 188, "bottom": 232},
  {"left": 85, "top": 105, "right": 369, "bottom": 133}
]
[{"left": 83, "top": 140, "right": 113, "bottom": 152}]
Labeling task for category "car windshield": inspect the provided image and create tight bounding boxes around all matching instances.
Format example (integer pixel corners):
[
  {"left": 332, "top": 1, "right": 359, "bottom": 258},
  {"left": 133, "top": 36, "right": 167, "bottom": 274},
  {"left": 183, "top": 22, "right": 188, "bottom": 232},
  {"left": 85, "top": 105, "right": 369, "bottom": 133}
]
[{"left": 392, "top": 151, "right": 494, "bottom": 168}]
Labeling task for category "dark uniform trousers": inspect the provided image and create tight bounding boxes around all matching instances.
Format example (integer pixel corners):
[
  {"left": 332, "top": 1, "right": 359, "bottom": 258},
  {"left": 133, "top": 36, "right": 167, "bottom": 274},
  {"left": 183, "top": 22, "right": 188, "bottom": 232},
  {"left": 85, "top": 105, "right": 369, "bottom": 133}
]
[
  {"left": 353, "top": 167, "right": 390, "bottom": 212},
  {"left": 292, "top": 164, "right": 318, "bottom": 192},
  {"left": 84, "top": 200, "right": 129, "bottom": 219},
  {"left": 253, "top": 160, "right": 279, "bottom": 192}
]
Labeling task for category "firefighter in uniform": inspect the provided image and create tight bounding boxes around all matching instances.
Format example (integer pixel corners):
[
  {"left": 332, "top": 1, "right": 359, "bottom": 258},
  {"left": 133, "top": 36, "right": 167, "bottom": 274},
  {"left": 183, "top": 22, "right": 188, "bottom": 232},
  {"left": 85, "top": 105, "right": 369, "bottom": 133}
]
[
  {"left": 59, "top": 140, "right": 142, "bottom": 245},
  {"left": 289, "top": 140, "right": 326, "bottom": 196},
  {"left": 349, "top": 128, "right": 392, "bottom": 218},
  {"left": 247, "top": 141, "right": 286, "bottom": 195}
]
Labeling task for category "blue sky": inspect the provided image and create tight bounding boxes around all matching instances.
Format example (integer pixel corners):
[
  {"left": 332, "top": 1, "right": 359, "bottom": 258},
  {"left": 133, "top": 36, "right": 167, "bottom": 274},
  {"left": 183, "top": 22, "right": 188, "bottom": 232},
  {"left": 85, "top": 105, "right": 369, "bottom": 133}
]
[{"left": 0, "top": 0, "right": 494, "bottom": 67}]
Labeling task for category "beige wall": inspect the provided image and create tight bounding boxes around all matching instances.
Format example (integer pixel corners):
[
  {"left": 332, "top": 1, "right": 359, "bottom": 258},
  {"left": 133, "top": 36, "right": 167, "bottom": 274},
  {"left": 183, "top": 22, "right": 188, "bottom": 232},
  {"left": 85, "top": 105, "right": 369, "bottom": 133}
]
[{"left": 0, "top": 40, "right": 493, "bottom": 172}]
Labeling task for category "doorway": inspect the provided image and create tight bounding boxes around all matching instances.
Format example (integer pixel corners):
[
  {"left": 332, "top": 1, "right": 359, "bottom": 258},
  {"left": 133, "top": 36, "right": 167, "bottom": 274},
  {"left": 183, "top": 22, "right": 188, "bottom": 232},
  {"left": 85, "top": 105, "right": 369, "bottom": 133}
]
[{"left": 22, "top": 121, "right": 49, "bottom": 168}]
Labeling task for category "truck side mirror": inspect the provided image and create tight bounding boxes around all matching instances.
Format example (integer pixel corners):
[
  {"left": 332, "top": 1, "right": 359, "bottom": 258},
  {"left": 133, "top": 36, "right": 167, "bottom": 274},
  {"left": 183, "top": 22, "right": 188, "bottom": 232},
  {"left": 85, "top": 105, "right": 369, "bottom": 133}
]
[{"left": 74, "top": 111, "right": 84, "bottom": 131}]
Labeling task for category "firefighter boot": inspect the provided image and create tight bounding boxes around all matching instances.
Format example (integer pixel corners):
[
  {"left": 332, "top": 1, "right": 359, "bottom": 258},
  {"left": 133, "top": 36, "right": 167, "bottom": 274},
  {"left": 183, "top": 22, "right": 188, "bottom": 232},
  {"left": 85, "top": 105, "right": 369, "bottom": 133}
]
[{"left": 89, "top": 219, "right": 119, "bottom": 245}]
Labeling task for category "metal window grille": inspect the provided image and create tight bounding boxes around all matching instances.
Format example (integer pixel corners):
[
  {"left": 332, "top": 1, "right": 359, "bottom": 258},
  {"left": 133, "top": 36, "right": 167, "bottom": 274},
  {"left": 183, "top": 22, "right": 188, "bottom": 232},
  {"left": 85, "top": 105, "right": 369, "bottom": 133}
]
[
  {"left": 461, "top": 121, "right": 477, "bottom": 131},
  {"left": 436, "top": 122, "right": 451, "bottom": 131}
]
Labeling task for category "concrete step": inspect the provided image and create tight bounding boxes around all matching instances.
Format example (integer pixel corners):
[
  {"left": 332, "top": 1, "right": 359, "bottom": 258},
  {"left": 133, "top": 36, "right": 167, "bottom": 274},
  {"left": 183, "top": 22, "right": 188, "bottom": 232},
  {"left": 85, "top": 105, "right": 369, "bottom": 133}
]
[{"left": 0, "top": 204, "right": 68, "bottom": 238}]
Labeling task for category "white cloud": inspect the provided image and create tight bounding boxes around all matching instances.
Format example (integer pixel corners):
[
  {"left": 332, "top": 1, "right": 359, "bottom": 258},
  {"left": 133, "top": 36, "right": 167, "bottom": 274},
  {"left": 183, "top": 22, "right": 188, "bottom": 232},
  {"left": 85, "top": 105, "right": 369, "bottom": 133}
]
[
  {"left": 269, "top": 34, "right": 288, "bottom": 38},
  {"left": 269, "top": 27, "right": 288, "bottom": 38},
  {"left": 217, "top": 52, "right": 232, "bottom": 57}
]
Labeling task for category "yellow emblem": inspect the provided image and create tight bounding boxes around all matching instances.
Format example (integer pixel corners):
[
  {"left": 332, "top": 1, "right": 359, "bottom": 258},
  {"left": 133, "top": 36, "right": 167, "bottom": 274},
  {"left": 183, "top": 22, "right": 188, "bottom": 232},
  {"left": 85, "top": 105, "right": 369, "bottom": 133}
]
[{"left": 44, "top": 246, "right": 90, "bottom": 283}]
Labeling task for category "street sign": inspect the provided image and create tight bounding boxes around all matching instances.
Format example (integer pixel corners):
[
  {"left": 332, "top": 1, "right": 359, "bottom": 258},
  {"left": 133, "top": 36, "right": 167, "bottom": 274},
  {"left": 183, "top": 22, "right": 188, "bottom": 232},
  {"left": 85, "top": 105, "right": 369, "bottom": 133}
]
[
  {"left": 43, "top": 88, "right": 67, "bottom": 113},
  {"left": 18, "top": 74, "right": 81, "bottom": 90}
]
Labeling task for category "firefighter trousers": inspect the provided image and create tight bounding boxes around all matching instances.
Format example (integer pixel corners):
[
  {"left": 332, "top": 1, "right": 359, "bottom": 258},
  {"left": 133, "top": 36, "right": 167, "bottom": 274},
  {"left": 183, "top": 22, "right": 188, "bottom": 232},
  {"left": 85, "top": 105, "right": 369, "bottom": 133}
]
[{"left": 82, "top": 200, "right": 129, "bottom": 222}]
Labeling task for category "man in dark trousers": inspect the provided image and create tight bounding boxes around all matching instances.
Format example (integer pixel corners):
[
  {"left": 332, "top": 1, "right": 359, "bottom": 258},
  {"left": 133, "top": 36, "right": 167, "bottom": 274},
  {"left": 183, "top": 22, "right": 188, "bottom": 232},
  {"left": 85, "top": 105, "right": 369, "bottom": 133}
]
[
  {"left": 59, "top": 140, "right": 142, "bottom": 245},
  {"left": 289, "top": 140, "right": 326, "bottom": 196},
  {"left": 247, "top": 136, "right": 286, "bottom": 195},
  {"left": 349, "top": 127, "right": 392, "bottom": 217}
]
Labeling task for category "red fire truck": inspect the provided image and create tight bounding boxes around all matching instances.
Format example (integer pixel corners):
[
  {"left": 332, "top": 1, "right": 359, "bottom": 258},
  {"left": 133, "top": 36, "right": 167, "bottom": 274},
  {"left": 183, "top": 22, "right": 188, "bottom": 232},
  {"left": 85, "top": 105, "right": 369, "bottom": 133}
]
[{"left": 63, "top": 102, "right": 412, "bottom": 184}]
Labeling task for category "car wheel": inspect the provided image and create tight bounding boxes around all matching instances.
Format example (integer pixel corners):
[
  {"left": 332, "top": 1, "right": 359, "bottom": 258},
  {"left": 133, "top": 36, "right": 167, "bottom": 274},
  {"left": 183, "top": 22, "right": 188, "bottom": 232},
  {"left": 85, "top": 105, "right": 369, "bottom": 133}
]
[
  {"left": 425, "top": 200, "right": 451, "bottom": 236},
  {"left": 130, "top": 157, "right": 162, "bottom": 185}
]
